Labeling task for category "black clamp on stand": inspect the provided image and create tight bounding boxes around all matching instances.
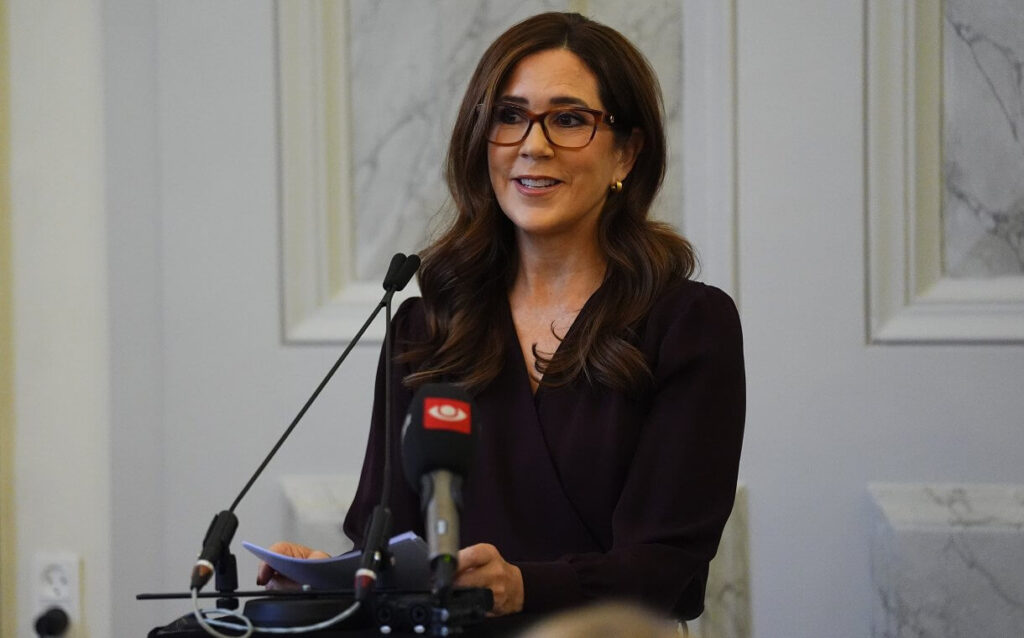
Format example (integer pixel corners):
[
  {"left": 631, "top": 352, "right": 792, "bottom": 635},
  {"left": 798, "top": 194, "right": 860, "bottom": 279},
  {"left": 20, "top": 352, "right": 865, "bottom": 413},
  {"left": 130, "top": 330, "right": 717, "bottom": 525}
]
[{"left": 214, "top": 550, "right": 239, "bottom": 611}]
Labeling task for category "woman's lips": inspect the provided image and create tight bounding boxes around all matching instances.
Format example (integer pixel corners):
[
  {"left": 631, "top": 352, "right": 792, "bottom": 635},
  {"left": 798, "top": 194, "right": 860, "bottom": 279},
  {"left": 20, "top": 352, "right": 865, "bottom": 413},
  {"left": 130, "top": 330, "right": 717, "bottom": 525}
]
[{"left": 513, "top": 176, "right": 561, "bottom": 195}]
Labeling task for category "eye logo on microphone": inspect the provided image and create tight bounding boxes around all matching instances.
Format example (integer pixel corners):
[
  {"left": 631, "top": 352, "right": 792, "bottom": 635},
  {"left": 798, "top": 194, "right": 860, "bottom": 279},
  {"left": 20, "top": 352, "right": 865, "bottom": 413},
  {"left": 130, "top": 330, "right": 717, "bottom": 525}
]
[{"left": 423, "top": 397, "right": 471, "bottom": 434}]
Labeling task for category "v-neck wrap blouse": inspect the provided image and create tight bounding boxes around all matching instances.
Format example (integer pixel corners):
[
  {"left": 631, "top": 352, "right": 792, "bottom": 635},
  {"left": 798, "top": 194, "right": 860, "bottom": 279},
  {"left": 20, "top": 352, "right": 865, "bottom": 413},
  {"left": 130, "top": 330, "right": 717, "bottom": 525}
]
[{"left": 343, "top": 278, "right": 745, "bottom": 620}]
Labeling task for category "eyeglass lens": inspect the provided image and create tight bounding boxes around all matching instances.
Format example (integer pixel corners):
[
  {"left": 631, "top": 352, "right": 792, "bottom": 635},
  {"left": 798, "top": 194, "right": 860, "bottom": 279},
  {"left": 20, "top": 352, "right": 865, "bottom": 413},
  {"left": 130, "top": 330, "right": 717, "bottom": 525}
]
[{"left": 488, "top": 104, "right": 598, "bottom": 148}]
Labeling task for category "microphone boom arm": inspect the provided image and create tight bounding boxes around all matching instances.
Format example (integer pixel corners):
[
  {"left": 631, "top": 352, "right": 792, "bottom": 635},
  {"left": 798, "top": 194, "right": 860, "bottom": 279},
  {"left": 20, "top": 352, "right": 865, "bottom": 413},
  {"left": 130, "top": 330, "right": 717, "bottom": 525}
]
[{"left": 189, "top": 254, "right": 416, "bottom": 593}]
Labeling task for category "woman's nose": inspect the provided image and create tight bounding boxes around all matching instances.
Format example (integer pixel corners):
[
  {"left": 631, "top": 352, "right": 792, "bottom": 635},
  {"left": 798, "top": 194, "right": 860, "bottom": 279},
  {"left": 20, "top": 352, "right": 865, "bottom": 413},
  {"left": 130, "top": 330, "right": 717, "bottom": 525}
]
[{"left": 518, "top": 121, "right": 555, "bottom": 158}]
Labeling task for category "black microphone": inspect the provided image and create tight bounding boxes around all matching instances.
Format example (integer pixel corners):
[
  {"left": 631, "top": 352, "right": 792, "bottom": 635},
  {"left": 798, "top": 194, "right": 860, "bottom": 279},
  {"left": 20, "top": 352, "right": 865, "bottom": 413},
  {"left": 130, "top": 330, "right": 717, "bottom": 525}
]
[
  {"left": 187, "top": 253, "right": 418, "bottom": 594},
  {"left": 353, "top": 252, "right": 421, "bottom": 601},
  {"left": 401, "top": 384, "right": 476, "bottom": 598}
]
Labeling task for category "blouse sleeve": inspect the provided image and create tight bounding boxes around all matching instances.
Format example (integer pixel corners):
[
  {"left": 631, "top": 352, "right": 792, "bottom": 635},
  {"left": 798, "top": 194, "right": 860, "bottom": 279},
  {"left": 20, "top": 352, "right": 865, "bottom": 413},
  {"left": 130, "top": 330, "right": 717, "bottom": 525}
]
[
  {"left": 515, "top": 285, "right": 746, "bottom": 619},
  {"left": 343, "top": 298, "right": 425, "bottom": 547}
]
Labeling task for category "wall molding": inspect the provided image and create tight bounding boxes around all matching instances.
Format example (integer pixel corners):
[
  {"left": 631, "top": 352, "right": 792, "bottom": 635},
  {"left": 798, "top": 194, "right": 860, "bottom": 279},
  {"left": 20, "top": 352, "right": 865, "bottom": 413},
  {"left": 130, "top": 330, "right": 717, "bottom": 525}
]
[
  {"left": 9, "top": 1, "right": 114, "bottom": 633},
  {"left": 865, "top": 0, "right": 1024, "bottom": 343},
  {"left": 277, "top": 1, "right": 415, "bottom": 344},
  {"left": 682, "top": 0, "right": 738, "bottom": 302},
  {"left": 0, "top": 1, "right": 16, "bottom": 632}
]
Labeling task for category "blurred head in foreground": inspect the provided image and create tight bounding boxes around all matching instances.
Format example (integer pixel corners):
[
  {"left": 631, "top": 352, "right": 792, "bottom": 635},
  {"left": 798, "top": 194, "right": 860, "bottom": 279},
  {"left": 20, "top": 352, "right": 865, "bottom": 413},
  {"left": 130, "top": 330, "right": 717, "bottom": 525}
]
[{"left": 517, "top": 602, "right": 683, "bottom": 638}]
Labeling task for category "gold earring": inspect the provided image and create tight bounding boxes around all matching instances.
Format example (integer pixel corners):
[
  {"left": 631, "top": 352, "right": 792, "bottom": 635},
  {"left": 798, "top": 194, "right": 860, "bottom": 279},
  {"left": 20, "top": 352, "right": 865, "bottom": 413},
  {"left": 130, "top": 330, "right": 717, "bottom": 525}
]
[{"left": 610, "top": 180, "right": 623, "bottom": 193}]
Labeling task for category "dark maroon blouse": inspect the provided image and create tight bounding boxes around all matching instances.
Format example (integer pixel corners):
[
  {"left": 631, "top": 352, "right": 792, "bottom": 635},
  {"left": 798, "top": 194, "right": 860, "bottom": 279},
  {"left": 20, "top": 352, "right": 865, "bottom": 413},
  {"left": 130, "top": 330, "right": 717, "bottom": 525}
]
[{"left": 343, "top": 279, "right": 745, "bottom": 620}]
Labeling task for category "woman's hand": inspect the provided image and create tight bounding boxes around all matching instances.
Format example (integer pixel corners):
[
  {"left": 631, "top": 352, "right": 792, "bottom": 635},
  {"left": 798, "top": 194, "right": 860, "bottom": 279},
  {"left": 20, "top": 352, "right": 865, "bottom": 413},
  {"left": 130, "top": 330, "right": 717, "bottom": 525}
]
[
  {"left": 454, "top": 543, "right": 524, "bottom": 616},
  {"left": 255, "top": 541, "right": 330, "bottom": 590}
]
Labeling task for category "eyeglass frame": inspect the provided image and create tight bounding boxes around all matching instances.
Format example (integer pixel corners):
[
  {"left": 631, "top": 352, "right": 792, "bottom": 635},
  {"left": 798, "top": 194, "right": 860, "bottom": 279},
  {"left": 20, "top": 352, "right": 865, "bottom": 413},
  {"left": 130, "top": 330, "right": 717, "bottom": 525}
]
[{"left": 479, "top": 102, "right": 618, "bottom": 149}]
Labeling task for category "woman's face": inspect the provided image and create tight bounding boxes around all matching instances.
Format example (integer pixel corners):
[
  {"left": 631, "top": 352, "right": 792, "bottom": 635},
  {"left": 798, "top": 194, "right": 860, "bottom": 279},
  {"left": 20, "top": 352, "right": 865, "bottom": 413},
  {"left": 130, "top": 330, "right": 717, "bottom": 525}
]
[{"left": 487, "top": 48, "right": 638, "bottom": 242}]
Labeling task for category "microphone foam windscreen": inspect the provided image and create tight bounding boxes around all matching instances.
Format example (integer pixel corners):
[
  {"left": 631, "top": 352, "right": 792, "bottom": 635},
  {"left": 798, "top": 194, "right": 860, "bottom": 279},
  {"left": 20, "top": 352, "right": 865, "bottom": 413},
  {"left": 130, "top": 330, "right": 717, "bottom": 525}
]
[
  {"left": 393, "top": 254, "right": 421, "bottom": 291},
  {"left": 401, "top": 383, "right": 476, "bottom": 490},
  {"left": 382, "top": 253, "right": 407, "bottom": 290}
]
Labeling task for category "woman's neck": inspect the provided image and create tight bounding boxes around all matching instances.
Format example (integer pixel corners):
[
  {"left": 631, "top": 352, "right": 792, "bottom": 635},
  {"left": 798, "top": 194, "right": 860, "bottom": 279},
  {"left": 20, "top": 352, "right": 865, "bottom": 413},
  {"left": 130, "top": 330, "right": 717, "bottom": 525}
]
[{"left": 511, "top": 231, "right": 606, "bottom": 309}]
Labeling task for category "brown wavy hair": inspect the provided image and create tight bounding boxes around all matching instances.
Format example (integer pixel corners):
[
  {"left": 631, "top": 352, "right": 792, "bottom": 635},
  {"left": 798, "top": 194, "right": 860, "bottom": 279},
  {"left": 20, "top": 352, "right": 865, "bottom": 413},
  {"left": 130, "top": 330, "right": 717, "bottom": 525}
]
[{"left": 403, "top": 12, "right": 696, "bottom": 396}]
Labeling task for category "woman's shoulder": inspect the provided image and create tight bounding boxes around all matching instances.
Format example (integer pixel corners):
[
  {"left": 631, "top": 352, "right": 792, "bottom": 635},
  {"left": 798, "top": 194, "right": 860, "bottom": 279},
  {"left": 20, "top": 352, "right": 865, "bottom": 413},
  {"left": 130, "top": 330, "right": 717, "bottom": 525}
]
[
  {"left": 650, "top": 278, "right": 739, "bottom": 325},
  {"left": 642, "top": 278, "right": 742, "bottom": 359},
  {"left": 395, "top": 295, "right": 425, "bottom": 317},
  {"left": 394, "top": 296, "right": 428, "bottom": 339}
]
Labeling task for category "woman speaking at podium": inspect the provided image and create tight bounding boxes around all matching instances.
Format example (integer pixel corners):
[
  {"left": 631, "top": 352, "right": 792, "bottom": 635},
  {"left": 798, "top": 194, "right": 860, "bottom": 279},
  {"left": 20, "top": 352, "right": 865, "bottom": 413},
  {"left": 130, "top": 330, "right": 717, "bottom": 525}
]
[{"left": 260, "top": 11, "right": 745, "bottom": 623}]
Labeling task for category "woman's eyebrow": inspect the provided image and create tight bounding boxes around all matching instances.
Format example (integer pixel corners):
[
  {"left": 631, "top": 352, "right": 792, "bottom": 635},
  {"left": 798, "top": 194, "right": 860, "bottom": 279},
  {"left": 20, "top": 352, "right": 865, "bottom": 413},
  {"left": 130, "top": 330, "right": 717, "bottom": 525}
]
[
  {"left": 497, "top": 94, "right": 592, "bottom": 108},
  {"left": 497, "top": 95, "right": 529, "bottom": 104},
  {"left": 548, "top": 96, "right": 590, "bottom": 107}
]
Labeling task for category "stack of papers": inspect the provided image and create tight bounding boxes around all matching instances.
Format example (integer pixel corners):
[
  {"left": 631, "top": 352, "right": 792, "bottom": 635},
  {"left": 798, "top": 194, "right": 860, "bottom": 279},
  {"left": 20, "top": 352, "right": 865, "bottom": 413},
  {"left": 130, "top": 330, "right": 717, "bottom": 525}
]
[{"left": 243, "top": 531, "right": 430, "bottom": 590}]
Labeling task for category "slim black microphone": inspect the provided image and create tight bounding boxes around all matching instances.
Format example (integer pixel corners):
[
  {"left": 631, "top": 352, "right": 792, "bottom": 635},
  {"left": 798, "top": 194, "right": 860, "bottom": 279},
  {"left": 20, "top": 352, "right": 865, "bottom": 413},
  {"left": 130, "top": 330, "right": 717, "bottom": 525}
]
[
  {"left": 401, "top": 384, "right": 476, "bottom": 599},
  {"left": 188, "top": 253, "right": 418, "bottom": 594},
  {"left": 354, "top": 253, "right": 422, "bottom": 601}
]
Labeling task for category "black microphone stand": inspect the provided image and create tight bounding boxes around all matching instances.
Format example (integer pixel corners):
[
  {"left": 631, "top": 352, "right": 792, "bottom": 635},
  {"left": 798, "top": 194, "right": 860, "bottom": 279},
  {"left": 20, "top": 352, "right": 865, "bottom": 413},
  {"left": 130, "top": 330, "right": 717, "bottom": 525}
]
[
  {"left": 143, "top": 252, "right": 492, "bottom": 635},
  {"left": 185, "top": 253, "right": 417, "bottom": 606}
]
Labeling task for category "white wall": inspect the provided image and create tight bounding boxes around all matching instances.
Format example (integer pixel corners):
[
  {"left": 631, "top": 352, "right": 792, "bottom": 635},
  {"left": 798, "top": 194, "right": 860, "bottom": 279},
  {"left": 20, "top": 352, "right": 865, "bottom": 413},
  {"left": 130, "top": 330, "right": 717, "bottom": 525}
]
[
  {"left": 10, "top": 2, "right": 1024, "bottom": 637},
  {"left": 106, "top": 2, "right": 382, "bottom": 633},
  {"left": 151, "top": 1, "right": 380, "bottom": 630},
  {"left": 736, "top": 2, "right": 1024, "bottom": 637},
  {"left": 102, "top": 0, "right": 166, "bottom": 634}
]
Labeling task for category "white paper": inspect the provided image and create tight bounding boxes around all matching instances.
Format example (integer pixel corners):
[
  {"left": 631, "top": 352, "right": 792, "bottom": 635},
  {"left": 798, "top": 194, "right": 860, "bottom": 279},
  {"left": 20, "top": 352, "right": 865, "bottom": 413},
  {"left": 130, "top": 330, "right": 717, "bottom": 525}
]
[{"left": 243, "top": 531, "right": 430, "bottom": 590}]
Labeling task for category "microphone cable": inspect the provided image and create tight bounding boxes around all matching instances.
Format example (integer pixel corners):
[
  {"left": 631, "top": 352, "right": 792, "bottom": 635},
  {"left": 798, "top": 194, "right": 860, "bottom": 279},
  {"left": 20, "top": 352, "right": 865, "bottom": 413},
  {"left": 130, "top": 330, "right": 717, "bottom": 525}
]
[{"left": 191, "top": 588, "right": 361, "bottom": 637}]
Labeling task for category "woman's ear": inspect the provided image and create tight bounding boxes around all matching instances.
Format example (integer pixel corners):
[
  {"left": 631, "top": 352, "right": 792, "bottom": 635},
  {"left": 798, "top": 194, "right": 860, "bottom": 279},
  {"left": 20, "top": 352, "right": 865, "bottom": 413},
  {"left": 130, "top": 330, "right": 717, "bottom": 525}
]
[{"left": 615, "top": 128, "right": 645, "bottom": 182}]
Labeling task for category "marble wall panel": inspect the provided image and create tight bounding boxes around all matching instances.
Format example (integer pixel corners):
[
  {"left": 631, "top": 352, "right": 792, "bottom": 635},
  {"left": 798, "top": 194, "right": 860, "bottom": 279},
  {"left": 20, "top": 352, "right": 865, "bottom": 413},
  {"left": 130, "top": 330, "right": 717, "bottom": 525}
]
[
  {"left": 695, "top": 484, "right": 751, "bottom": 638},
  {"left": 578, "top": 0, "right": 684, "bottom": 224},
  {"left": 943, "top": 0, "right": 1024, "bottom": 277},
  {"left": 870, "top": 483, "right": 1024, "bottom": 637},
  {"left": 348, "top": 1, "right": 684, "bottom": 280}
]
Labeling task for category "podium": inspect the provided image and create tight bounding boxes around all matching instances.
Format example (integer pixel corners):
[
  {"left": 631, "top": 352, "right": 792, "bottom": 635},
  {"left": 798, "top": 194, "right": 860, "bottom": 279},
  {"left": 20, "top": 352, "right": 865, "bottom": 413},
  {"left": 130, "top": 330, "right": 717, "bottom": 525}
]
[
  {"left": 148, "top": 612, "right": 539, "bottom": 638},
  {"left": 141, "top": 588, "right": 544, "bottom": 637},
  {"left": 147, "top": 607, "right": 540, "bottom": 638}
]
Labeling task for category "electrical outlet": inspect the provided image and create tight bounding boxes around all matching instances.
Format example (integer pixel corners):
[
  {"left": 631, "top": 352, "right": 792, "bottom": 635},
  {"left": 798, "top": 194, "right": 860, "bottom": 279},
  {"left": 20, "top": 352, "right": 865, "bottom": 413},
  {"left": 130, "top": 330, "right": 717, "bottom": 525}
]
[{"left": 33, "top": 552, "right": 80, "bottom": 626}]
